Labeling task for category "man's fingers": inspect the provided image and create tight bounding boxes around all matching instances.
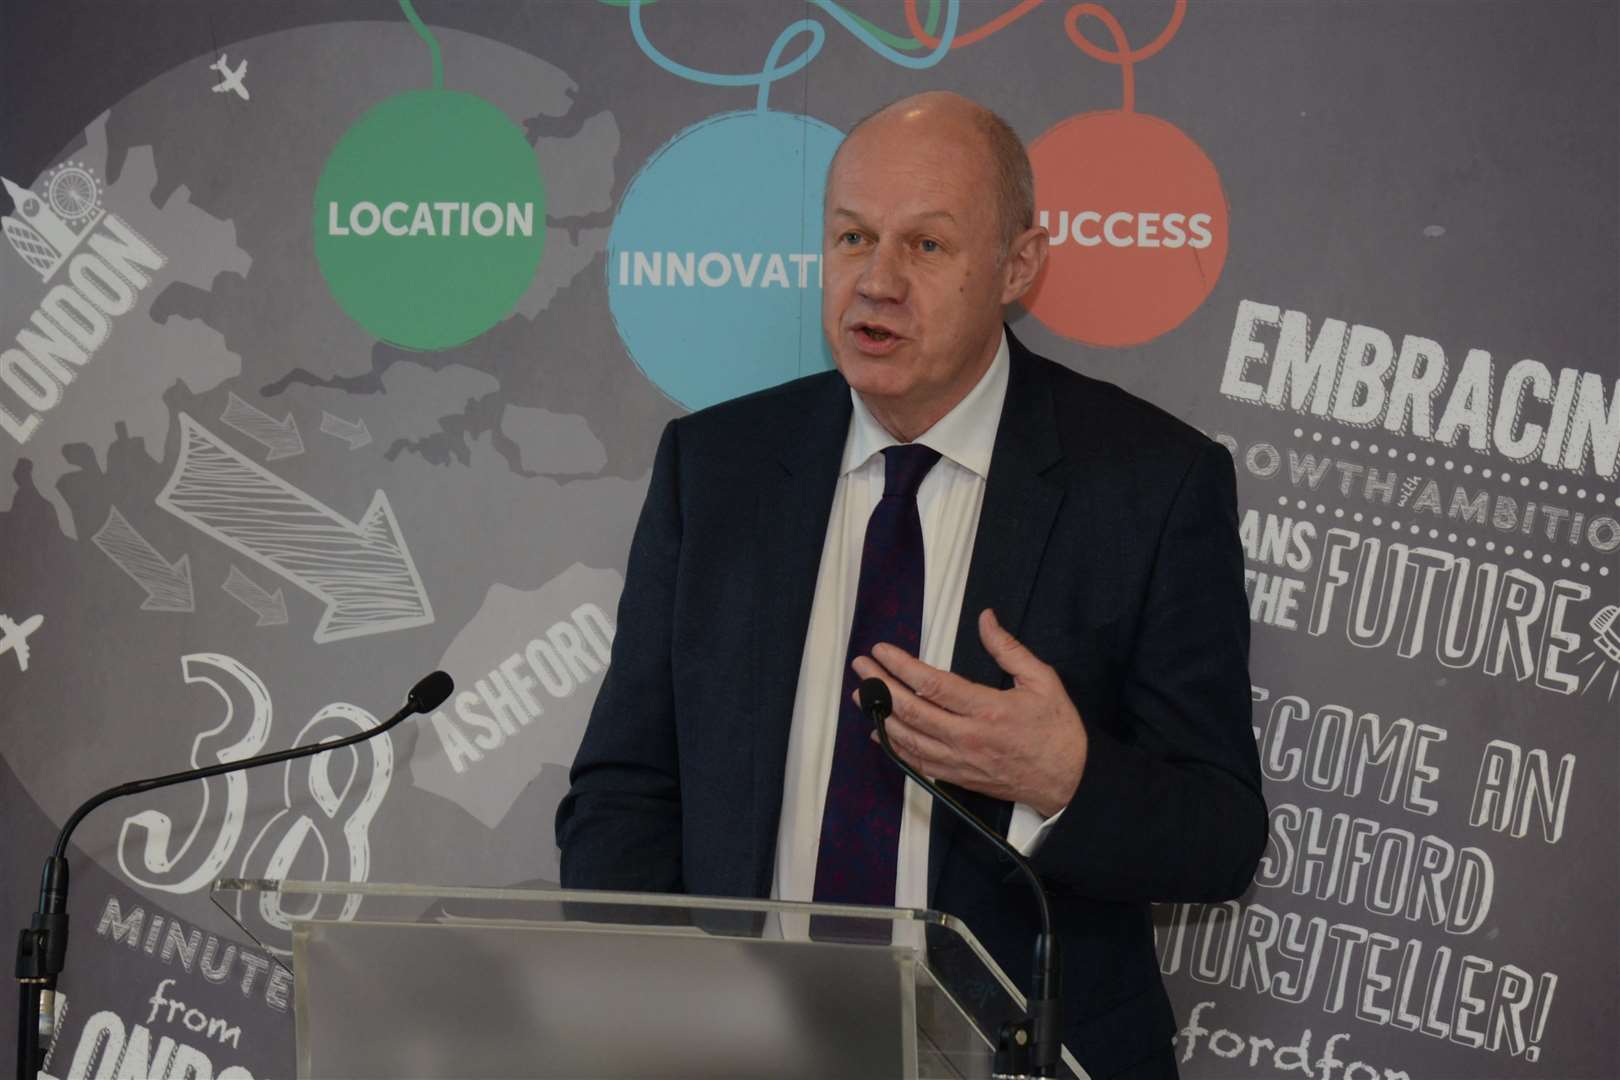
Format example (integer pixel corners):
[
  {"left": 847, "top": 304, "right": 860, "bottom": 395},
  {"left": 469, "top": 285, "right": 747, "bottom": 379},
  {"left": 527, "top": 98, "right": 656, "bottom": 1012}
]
[
  {"left": 871, "top": 642, "right": 994, "bottom": 714},
  {"left": 871, "top": 710, "right": 955, "bottom": 771},
  {"left": 978, "top": 608, "right": 1051, "bottom": 683},
  {"left": 851, "top": 655, "right": 972, "bottom": 746}
]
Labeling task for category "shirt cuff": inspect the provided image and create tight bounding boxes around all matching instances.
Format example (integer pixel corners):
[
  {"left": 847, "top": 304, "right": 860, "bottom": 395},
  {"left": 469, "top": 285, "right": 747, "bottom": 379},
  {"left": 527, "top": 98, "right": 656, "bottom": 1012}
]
[{"left": 1007, "top": 801, "right": 1067, "bottom": 856}]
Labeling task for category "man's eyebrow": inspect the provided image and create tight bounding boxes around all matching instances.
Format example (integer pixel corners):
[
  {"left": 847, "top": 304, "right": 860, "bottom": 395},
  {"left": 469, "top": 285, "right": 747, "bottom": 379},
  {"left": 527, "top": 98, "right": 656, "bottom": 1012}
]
[{"left": 828, "top": 208, "right": 958, "bottom": 224}]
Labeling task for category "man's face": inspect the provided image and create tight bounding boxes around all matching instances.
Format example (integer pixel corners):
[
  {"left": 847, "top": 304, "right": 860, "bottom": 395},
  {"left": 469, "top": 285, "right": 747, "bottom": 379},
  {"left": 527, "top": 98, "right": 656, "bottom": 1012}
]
[{"left": 821, "top": 113, "right": 1013, "bottom": 424}]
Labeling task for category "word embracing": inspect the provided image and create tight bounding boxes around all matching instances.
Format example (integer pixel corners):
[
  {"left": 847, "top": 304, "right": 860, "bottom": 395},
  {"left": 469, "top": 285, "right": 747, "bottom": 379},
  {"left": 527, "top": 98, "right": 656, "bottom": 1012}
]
[
  {"left": 1157, "top": 902, "right": 1557, "bottom": 1061},
  {"left": 96, "top": 895, "right": 290, "bottom": 1012},
  {"left": 1176, "top": 1002, "right": 1409, "bottom": 1080},
  {"left": 1220, "top": 299, "right": 1618, "bottom": 480},
  {"left": 614, "top": 250, "right": 823, "bottom": 290},
  {"left": 0, "top": 215, "right": 166, "bottom": 444}
]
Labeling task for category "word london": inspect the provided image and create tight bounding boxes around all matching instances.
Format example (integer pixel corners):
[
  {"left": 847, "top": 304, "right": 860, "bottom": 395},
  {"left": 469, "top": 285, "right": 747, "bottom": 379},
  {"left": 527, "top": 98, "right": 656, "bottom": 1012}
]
[{"left": 1, "top": 171, "right": 166, "bottom": 445}]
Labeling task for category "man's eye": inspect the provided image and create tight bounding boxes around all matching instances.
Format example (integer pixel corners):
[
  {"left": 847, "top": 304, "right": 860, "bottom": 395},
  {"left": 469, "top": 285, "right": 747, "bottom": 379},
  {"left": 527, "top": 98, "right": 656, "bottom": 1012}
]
[
  {"left": 841, "top": 232, "right": 864, "bottom": 246},
  {"left": 918, "top": 238, "right": 940, "bottom": 253}
]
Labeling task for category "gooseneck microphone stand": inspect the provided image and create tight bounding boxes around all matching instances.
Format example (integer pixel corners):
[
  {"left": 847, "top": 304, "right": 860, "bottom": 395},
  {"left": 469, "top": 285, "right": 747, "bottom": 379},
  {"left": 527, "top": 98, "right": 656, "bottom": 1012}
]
[
  {"left": 13, "top": 670, "right": 454, "bottom": 1080},
  {"left": 859, "top": 677, "right": 1063, "bottom": 1079}
]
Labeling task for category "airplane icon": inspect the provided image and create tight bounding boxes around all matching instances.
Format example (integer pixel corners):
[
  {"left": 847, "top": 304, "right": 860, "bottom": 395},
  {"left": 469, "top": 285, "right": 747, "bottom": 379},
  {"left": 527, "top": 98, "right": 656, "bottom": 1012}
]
[
  {"left": 0, "top": 613, "right": 43, "bottom": 673},
  {"left": 209, "top": 54, "right": 249, "bottom": 101}
]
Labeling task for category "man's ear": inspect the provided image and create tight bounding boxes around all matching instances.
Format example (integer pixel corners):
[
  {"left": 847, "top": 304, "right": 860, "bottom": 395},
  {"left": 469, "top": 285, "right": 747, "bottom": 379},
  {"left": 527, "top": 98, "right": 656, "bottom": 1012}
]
[{"left": 1000, "top": 225, "right": 1050, "bottom": 304}]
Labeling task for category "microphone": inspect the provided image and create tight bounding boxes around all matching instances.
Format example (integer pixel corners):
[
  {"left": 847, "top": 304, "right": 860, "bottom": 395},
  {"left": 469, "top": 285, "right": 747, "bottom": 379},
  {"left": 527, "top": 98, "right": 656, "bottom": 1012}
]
[
  {"left": 13, "top": 671, "right": 454, "bottom": 1080},
  {"left": 859, "top": 676, "right": 1061, "bottom": 1079}
]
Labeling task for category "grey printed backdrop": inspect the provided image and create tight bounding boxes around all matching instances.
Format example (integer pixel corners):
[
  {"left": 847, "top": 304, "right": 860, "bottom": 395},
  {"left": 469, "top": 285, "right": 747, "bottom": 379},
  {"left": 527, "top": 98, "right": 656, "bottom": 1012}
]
[{"left": 1, "top": 2, "right": 1615, "bottom": 1077}]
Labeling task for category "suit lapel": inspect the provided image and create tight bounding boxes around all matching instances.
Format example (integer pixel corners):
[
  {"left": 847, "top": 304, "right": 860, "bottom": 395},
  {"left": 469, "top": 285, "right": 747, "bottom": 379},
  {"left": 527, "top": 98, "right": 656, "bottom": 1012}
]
[
  {"left": 750, "top": 376, "right": 851, "bottom": 895},
  {"left": 928, "top": 334, "right": 1066, "bottom": 902}
]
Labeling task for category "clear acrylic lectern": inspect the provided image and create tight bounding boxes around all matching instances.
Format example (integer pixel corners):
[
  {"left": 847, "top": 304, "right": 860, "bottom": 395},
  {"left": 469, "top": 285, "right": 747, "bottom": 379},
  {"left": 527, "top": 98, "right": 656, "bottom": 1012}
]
[{"left": 211, "top": 880, "right": 1086, "bottom": 1079}]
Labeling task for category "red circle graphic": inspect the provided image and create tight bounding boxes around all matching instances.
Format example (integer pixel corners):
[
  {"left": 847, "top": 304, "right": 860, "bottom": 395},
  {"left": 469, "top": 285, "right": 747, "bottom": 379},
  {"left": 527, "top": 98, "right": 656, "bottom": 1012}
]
[{"left": 1022, "top": 110, "right": 1229, "bottom": 347}]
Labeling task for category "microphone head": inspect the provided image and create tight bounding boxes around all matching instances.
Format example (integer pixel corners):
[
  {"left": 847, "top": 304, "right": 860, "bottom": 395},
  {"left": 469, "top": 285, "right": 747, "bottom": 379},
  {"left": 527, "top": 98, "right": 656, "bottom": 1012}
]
[
  {"left": 857, "top": 677, "right": 892, "bottom": 721},
  {"left": 406, "top": 671, "right": 454, "bottom": 714}
]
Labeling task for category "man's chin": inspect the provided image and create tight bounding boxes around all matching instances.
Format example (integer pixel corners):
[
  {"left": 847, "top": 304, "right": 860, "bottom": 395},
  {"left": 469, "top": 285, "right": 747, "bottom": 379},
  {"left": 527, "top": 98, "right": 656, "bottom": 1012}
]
[{"left": 832, "top": 352, "right": 909, "bottom": 397}]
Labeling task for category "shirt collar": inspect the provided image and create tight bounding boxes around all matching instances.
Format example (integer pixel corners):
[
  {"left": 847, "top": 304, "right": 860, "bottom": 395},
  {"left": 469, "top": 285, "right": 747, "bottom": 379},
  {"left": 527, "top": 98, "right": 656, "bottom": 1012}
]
[{"left": 842, "top": 330, "right": 1010, "bottom": 480}]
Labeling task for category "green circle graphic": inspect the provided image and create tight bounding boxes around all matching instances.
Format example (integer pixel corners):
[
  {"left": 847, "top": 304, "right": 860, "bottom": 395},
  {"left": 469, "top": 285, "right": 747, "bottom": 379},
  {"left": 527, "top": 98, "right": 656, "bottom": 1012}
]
[{"left": 314, "top": 90, "right": 546, "bottom": 350}]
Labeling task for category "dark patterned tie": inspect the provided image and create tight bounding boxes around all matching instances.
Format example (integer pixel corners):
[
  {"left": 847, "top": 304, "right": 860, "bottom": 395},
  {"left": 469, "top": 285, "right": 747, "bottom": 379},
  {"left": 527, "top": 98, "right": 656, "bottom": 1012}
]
[{"left": 813, "top": 442, "right": 941, "bottom": 912}]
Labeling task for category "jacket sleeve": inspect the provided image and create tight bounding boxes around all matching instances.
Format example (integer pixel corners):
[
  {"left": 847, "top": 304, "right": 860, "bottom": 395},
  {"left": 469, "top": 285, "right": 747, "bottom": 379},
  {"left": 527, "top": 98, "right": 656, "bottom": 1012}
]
[
  {"left": 555, "top": 419, "right": 686, "bottom": 893},
  {"left": 1031, "top": 441, "right": 1268, "bottom": 902}
]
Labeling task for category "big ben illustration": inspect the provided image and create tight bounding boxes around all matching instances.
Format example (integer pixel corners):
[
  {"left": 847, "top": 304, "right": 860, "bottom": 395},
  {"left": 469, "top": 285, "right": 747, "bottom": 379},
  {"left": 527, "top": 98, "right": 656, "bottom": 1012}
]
[{"left": 3, "top": 162, "right": 106, "bottom": 283}]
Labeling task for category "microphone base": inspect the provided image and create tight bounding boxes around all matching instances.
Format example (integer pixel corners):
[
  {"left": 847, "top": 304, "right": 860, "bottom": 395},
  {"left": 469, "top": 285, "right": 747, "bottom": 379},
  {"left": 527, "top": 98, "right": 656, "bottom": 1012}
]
[{"left": 993, "top": 996, "right": 1062, "bottom": 1079}]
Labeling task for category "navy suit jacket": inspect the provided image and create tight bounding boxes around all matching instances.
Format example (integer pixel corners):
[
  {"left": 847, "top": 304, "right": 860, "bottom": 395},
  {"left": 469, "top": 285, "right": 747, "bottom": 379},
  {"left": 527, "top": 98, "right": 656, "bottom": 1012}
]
[{"left": 556, "top": 328, "right": 1267, "bottom": 1078}]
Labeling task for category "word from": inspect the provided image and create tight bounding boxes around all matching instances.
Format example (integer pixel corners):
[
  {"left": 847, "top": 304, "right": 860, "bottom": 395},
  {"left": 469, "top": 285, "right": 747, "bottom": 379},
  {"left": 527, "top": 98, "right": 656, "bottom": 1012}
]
[
  {"left": 1470, "top": 738, "right": 1575, "bottom": 844},
  {"left": 96, "top": 895, "right": 289, "bottom": 1011},
  {"left": 1251, "top": 688, "right": 1444, "bottom": 814},
  {"left": 429, "top": 601, "right": 615, "bottom": 774},
  {"left": 325, "top": 200, "right": 535, "bottom": 238},
  {"left": 1257, "top": 803, "right": 1492, "bottom": 932},
  {"left": 614, "top": 250, "right": 823, "bottom": 290},
  {"left": 1176, "top": 1002, "right": 1408, "bottom": 1080},
  {"left": 59, "top": 1009, "right": 251, "bottom": 1080},
  {"left": 1157, "top": 902, "right": 1557, "bottom": 1061},
  {"left": 1038, "top": 209, "right": 1213, "bottom": 248},
  {"left": 1221, "top": 299, "right": 1618, "bottom": 480},
  {"left": 1, "top": 215, "right": 166, "bottom": 444},
  {"left": 1310, "top": 529, "right": 1592, "bottom": 695},
  {"left": 159, "top": 414, "right": 433, "bottom": 643},
  {"left": 1217, "top": 439, "right": 1620, "bottom": 555},
  {"left": 145, "top": 979, "right": 241, "bottom": 1048}
]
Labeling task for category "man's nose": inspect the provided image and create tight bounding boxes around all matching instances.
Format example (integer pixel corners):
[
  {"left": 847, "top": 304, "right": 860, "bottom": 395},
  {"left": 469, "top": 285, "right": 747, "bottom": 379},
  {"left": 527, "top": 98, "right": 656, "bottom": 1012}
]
[{"left": 856, "top": 241, "right": 907, "bottom": 302}]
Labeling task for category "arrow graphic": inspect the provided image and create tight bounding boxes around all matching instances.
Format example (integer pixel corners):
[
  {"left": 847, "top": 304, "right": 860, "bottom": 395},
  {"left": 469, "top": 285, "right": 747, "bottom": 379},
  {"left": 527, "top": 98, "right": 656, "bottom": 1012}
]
[
  {"left": 158, "top": 414, "right": 433, "bottom": 643},
  {"left": 92, "top": 507, "right": 195, "bottom": 612},
  {"left": 320, "top": 411, "right": 372, "bottom": 450},
  {"left": 222, "top": 392, "right": 304, "bottom": 460},
  {"left": 223, "top": 565, "right": 288, "bottom": 626}
]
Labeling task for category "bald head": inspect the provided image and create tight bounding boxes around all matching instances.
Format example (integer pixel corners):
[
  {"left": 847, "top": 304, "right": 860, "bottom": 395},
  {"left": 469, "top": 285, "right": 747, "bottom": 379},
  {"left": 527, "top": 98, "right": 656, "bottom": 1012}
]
[{"left": 832, "top": 92, "right": 1034, "bottom": 257}]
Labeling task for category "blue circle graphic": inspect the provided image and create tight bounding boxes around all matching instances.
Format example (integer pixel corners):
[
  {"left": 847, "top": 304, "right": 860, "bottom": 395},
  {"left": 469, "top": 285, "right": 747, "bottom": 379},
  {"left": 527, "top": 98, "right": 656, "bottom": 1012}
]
[{"left": 607, "top": 110, "right": 844, "bottom": 410}]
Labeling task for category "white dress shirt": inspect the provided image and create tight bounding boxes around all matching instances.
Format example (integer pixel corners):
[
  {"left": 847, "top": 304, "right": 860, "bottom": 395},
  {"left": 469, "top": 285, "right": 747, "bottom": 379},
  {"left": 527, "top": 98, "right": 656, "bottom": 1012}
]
[{"left": 771, "top": 331, "right": 1061, "bottom": 912}]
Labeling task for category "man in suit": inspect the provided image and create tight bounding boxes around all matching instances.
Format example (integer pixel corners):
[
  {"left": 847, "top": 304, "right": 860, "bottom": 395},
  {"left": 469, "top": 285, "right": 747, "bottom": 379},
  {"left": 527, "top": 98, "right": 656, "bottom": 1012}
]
[{"left": 557, "top": 91, "right": 1266, "bottom": 1079}]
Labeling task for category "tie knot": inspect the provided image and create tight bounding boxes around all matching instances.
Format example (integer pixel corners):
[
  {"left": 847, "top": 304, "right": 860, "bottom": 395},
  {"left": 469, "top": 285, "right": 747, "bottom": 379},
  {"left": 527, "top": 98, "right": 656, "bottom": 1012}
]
[{"left": 881, "top": 443, "right": 941, "bottom": 499}]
